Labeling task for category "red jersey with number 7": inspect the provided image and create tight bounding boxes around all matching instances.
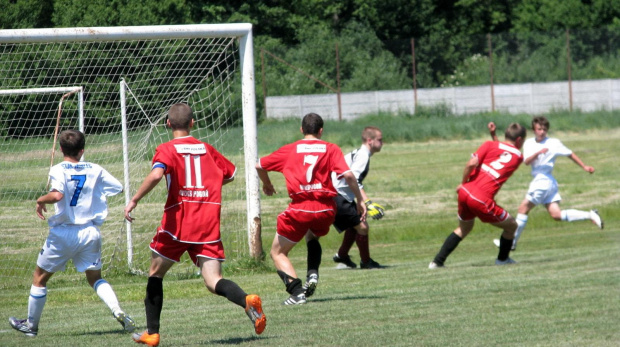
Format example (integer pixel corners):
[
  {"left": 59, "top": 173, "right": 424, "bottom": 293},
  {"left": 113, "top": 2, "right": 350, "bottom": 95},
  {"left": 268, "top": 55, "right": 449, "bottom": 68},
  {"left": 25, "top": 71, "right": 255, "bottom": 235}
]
[
  {"left": 151, "top": 136, "right": 236, "bottom": 243},
  {"left": 258, "top": 139, "right": 351, "bottom": 203},
  {"left": 463, "top": 140, "right": 523, "bottom": 199}
]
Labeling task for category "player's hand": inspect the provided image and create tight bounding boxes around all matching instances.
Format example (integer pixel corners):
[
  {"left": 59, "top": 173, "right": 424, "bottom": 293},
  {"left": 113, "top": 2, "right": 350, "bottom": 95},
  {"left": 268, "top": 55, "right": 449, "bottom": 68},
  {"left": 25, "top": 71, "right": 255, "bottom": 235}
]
[
  {"left": 262, "top": 184, "right": 276, "bottom": 196},
  {"left": 583, "top": 165, "right": 595, "bottom": 174},
  {"left": 124, "top": 201, "right": 137, "bottom": 222},
  {"left": 36, "top": 202, "right": 47, "bottom": 220},
  {"left": 487, "top": 122, "right": 496, "bottom": 133},
  {"left": 364, "top": 199, "right": 385, "bottom": 220}
]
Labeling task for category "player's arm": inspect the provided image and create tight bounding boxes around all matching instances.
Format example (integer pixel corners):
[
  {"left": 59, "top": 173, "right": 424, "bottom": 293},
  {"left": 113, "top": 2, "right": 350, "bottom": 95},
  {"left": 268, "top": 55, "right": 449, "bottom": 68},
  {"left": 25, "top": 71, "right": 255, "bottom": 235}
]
[
  {"left": 488, "top": 122, "right": 499, "bottom": 141},
  {"left": 124, "top": 167, "right": 164, "bottom": 222},
  {"left": 568, "top": 152, "right": 594, "bottom": 173},
  {"left": 461, "top": 155, "right": 479, "bottom": 184},
  {"left": 343, "top": 171, "right": 367, "bottom": 222},
  {"left": 36, "top": 190, "right": 63, "bottom": 220},
  {"left": 524, "top": 148, "right": 548, "bottom": 165},
  {"left": 255, "top": 164, "right": 276, "bottom": 196}
]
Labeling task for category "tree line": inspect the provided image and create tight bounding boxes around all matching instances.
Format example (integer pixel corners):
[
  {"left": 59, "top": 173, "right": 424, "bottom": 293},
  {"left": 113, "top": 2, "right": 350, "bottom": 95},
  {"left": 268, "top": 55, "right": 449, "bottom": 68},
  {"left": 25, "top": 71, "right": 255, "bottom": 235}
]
[{"left": 2, "top": 0, "right": 620, "bottom": 118}]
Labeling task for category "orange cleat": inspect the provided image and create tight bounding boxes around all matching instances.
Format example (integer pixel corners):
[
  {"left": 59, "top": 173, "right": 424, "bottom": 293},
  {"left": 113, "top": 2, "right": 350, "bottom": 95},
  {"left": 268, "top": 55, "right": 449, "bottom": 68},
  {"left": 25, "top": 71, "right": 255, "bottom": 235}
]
[
  {"left": 245, "top": 294, "right": 266, "bottom": 335},
  {"left": 132, "top": 331, "right": 160, "bottom": 346}
]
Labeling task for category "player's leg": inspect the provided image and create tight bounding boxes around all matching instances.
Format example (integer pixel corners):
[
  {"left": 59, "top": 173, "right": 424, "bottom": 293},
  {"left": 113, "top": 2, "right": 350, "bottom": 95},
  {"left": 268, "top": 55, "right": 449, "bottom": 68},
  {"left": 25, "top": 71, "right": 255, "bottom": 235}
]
[
  {"left": 271, "top": 234, "right": 306, "bottom": 304},
  {"left": 552, "top": 202, "right": 604, "bottom": 228},
  {"left": 353, "top": 221, "right": 381, "bottom": 269},
  {"left": 332, "top": 196, "right": 360, "bottom": 268},
  {"left": 491, "top": 215, "right": 518, "bottom": 264},
  {"left": 198, "top": 257, "right": 266, "bottom": 335},
  {"left": 512, "top": 199, "right": 536, "bottom": 249},
  {"left": 304, "top": 231, "right": 321, "bottom": 296},
  {"left": 77, "top": 225, "right": 135, "bottom": 332},
  {"left": 10, "top": 266, "right": 54, "bottom": 336},
  {"left": 11, "top": 229, "right": 68, "bottom": 336},
  {"left": 430, "top": 219, "right": 474, "bottom": 268}
]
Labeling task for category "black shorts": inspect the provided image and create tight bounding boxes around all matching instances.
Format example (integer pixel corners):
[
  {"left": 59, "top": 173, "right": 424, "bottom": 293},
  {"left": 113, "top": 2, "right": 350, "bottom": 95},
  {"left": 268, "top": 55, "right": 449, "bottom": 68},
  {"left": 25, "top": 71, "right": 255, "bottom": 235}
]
[{"left": 333, "top": 195, "right": 362, "bottom": 233}]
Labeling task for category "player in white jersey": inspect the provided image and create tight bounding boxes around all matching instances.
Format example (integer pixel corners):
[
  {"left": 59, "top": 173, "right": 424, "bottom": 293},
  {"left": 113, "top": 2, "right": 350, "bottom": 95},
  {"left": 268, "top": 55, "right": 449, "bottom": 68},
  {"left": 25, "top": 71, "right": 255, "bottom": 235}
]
[
  {"left": 9, "top": 130, "right": 135, "bottom": 337},
  {"left": 331, "top": 126, "right": 386, "bottom": 269},
  {"left": 490, "top": 117, "right": 604, "bottom": 251}
]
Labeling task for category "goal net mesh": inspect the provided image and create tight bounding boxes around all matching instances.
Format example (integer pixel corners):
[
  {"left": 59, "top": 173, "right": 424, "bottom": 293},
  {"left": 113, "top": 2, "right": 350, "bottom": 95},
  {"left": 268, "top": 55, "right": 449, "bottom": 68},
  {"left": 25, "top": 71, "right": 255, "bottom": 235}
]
[{"left": 0, "top": 34, "right": 250, "bottom": 288}]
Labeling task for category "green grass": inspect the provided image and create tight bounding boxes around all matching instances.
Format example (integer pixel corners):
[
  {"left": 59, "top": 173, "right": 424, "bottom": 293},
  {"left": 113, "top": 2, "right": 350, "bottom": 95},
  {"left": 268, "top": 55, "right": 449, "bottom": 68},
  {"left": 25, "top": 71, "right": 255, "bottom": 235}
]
[{"left": 1, "top": 114, "right": 619, "bottom": 346}]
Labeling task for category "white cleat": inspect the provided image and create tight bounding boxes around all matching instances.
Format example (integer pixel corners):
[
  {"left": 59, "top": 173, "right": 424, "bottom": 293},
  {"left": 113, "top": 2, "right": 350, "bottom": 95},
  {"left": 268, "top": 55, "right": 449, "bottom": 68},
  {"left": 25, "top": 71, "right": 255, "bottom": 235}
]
[
  {"left": 428, "top": 261, "right": 445, "bottom": 269},
  {"left": 590, "top": 209, "right": 604, "bottom": 229},
  {"left": 495, "top": 257, "right": 517, "bottom": 265},
  {"left": 114, "top": 311, "right": 136, "bottom": 333}
]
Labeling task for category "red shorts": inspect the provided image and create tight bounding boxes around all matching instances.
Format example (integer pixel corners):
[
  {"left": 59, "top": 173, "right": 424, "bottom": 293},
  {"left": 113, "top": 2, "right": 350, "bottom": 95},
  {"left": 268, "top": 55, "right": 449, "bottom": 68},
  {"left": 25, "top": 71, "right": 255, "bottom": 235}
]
[
  {"left": 457, "top": 187, "right": 508, "bottom": 223},
  {"left": 149, "top": 227, "right": 225, "bottom": 267},
  {"left": 277, "top": 200, "right": 336, "bottom": 243}
]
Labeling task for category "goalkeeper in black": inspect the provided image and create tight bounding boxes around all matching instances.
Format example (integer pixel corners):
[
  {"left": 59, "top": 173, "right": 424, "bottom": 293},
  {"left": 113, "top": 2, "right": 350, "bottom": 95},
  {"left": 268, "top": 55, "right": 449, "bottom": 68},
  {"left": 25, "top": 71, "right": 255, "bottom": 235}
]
[{"left": 330, "top": 126, "right": 385, "bottom": 269}]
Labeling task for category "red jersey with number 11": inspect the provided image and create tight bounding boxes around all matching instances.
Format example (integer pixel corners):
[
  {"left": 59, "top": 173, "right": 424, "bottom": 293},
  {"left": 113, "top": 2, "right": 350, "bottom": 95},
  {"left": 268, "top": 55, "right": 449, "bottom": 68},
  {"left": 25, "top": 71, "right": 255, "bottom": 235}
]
[
  {"left": 152, "top": 136, "right": 236, "bottom": 243},
  {"left": 463, "top": 140, "right": 523, "bottom": 199}
]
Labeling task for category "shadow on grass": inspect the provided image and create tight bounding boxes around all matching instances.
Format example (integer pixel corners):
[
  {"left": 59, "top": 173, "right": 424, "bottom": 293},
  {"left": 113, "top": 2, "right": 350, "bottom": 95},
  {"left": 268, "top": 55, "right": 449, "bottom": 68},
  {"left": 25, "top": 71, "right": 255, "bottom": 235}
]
[
  {"left": 309, "top": 294, "right": 386, "bottom": 303},
  {"left": 207, "top": 335, "right": 268, "bottom": 345}
]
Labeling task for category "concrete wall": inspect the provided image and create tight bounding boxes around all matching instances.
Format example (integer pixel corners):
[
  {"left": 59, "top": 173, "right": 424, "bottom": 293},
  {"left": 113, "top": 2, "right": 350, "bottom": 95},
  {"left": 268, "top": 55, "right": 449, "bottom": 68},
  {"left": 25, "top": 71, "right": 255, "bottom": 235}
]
[{"left": 265, "top": 79, "right": 620, "bottom": 120}]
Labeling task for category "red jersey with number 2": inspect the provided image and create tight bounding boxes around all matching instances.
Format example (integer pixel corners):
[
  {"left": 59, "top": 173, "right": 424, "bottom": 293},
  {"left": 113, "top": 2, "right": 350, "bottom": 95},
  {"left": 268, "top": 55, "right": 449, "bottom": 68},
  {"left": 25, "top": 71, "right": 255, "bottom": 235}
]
[
  {"left": 463, "top": 141, "right": 523, "bottom": 199},
  {"left": 258, "top": 139, "right": 351, "bottom": 203},
  {"left": 152, "top": 136, "right": 236, "bottom": 243}
]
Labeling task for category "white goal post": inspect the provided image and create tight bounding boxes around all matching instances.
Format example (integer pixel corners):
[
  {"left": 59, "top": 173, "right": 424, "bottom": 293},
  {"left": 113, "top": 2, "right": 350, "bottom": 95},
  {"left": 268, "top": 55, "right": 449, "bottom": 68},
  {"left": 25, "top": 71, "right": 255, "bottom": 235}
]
[{"left": 0, "top": 24, "right": 262, "bottom": 285}]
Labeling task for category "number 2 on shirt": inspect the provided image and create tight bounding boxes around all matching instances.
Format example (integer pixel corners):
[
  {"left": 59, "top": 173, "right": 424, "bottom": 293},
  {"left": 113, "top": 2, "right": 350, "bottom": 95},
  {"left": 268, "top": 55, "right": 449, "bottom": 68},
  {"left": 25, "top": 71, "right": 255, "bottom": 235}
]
[{"left": 69, "top": 175, "right": 86, "bottom": 206}]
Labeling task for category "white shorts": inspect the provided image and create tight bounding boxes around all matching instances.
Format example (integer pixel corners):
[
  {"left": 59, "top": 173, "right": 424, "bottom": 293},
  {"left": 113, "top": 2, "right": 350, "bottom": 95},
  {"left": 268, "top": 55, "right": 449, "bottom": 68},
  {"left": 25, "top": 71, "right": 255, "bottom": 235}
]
[
  {"left": 525, "top": 177, "right": 561, "bottom": 206},
  {"left": 37, "top": 224, "right": 102, "bottom": 273}
]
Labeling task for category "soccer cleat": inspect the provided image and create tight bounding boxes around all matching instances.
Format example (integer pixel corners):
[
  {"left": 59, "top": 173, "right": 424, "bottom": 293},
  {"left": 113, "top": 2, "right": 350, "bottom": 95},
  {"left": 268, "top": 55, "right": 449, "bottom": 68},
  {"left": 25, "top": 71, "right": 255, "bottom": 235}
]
[
  {"left": 495, "top": 257, "right": 517, "bottom": 265},
  {"left": 115, "top": 311, "right": 136, "bottom": 333},
  {"left": 333, "top": 253, "right": 357, "bottom": 269},
  {"left": 493, "top": 238, "right": 516, "bottom": 251},
  {"left": 360, "top": 258, "right": 383, "bottom": 269},
  {"left": 245, "top": 294, "right": 266, "bottom": 335},
  {"left": 132, "top": 331, "right": 160, "bottom": 346},
  {"left": 303, "top": 273, "right": 319, "bottom": 298},
  {"left": 9, "top": 317, "right": 37, "bottom": 337},
  {"left": 283, "top": 293, "right": 307, "bottom": 305},
  {"left": 428, "top": 261, "right": 445, "bottom": 269},
  {"left": 590, "top": 209, "right": 604, "bottom": 229}
]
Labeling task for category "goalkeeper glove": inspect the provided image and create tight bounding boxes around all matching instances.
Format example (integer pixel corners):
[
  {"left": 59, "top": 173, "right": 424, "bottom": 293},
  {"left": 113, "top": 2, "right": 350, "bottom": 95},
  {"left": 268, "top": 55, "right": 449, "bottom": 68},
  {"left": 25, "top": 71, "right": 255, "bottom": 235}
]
[{"left": 364, "top": 199, "right": 385, "bottom": 220}]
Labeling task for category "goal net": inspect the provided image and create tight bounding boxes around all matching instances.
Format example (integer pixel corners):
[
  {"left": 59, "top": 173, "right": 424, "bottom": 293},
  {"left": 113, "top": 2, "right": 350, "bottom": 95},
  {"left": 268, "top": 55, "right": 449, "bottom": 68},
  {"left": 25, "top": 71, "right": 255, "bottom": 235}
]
[{"left": 0, "top": 24, "right": 261, "bottom": 289}]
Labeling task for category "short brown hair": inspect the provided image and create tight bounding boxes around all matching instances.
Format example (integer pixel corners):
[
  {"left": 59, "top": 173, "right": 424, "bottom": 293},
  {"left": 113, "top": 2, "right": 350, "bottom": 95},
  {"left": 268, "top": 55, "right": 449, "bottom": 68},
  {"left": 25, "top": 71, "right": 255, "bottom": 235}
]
[
  {"left": 505, "top": 123, "right": 526, "bottom": 142},
  {"left": 168, "top": 103, "right": 193, "bottom": 130},
  {"left": 531, "top": 116, "right": 550, "bottom": 130},
  {"left": 59, "top": 130, "right": 85, "bottom": 157},
  {"left": 301, "top": 113, "right": 323, "bottom": 135},
  {"left": 361, "top": 126, "right": 381, "bottom": 142}
]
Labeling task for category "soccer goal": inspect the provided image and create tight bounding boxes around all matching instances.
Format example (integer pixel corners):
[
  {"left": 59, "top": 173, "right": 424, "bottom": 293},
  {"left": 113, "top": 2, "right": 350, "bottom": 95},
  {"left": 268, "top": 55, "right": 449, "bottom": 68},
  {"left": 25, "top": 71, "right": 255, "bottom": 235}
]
[{"left": 0, "top": 24, "right": 262, "bottom": 287}]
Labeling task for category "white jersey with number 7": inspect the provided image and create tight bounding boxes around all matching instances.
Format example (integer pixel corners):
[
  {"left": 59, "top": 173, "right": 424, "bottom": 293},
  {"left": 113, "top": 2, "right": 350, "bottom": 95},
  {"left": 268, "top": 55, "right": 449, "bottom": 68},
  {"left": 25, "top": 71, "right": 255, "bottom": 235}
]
[{"left": 47, "top": 161, "right": 123, "bottom": 227}]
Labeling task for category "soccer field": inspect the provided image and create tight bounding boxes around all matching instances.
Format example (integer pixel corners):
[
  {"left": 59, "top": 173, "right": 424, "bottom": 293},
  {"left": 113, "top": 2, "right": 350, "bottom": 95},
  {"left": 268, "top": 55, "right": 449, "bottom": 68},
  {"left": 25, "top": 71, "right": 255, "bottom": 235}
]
[{"left": 1, "top": 128, "right": 619, "bottom": 346}]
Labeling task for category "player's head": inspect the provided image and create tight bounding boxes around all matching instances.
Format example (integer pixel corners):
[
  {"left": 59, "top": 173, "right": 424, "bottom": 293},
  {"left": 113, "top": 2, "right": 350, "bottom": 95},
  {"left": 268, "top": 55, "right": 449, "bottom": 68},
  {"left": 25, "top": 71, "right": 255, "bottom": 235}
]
[
  {"left": 504, "top": 123, "right": 527, "bottom": 149},
  {"left": 531, "top": 116, "right": 550, "bottom": 131},
  {"left": 531, "top": 116, "right": 549, "bottom": 141},
  {"left": 362, "top": 126, "right": 383, "bottom": 153},
  {"left": 167, "top": 103, "right": 194, "bottom": 130},
  {"left": 301, "top": 113, "right": 324, "bottom": 136},
  {"left": 59, "top": 130, "right": 85, "bottom": 158}
]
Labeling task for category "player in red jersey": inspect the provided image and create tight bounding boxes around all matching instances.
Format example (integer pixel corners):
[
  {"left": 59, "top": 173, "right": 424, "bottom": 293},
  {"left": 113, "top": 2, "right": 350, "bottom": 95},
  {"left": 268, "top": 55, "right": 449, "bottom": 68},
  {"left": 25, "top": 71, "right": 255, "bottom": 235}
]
[
  {"left": 256, "top": 113, "right": 367, "bottom": 305},
  {"left": 429, "top": 122, "right": 526, "bottom": 268},
  {"left": 124, "top": 104, "right": 265, "bottom": 346}
]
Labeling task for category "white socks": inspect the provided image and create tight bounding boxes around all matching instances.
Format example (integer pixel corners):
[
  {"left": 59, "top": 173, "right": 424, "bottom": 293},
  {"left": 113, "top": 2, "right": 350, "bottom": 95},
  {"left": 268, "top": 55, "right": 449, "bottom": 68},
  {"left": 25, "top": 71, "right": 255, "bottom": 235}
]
[
  {"left": 513, "top": 213, "right": 528, "bottom": 245},
  {"left": 561, "top": 209, "right": 591, "bottom": 222},
  {"left": 27, "top": 285, "right": 47, "bottom": 330},
  {"left": 94, "top": 279, "right": 121, "bottom": 315}
]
